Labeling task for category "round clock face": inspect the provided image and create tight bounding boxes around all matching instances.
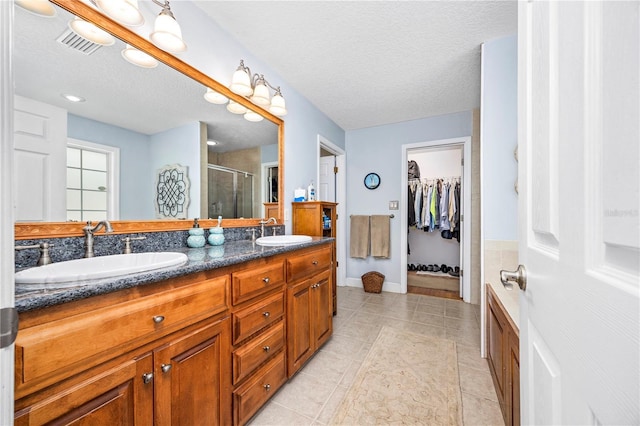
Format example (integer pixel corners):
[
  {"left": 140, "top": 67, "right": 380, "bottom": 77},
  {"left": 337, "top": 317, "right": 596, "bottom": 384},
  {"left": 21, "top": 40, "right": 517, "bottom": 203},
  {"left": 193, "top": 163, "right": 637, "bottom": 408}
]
[{"left": 364, "top": 172, "right": 381, "bottom": 190}]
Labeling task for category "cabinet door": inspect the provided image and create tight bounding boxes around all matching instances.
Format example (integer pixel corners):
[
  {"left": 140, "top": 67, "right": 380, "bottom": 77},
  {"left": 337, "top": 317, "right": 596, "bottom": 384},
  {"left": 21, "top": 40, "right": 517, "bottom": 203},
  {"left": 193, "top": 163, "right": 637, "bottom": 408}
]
[
  {"left": 509, "top": 331, "right": 520, "bottom": 426},
  {"left": 286, "top": 279, "right": 312, "bottom": 376},
  {"left": 486, "top": 297, "right": 507, "bottom": 415},
  {"left": 311, "top": 271, "right": 332, "bottom": 349},
  {"left": 154, "top": 318, "right": 231, "bottom": 426},
  {"left": 14, "top": 354, "right": 153, "bottom": 426}
]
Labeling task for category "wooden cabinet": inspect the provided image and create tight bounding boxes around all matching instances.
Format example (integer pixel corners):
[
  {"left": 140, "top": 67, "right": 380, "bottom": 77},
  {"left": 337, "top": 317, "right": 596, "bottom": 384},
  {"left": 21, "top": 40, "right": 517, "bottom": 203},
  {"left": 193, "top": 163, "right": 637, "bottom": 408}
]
[
  {"left": 486, "top": 284, "right": 520, "bottom": 426},
  {"left": 292, "top": 201, "right": 338, "bottom": 314},
  {"left": 15, "top": 272, "right": 231, "bottom": 426},
  {"left": 286, "top": 244, "right": 333, "bottom": 377}
]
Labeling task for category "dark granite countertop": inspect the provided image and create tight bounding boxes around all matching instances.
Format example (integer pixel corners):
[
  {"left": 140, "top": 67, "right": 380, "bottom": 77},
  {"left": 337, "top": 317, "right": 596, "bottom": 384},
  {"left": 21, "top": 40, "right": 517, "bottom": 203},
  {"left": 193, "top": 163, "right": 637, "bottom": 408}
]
[{"left": 15, "top": 237, "right": 333, "bottom": 313}]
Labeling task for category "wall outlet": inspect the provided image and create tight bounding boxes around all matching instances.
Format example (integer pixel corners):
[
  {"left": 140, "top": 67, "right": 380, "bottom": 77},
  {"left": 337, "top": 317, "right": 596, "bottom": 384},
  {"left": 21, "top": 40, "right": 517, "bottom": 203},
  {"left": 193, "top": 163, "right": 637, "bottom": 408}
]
[{"left": 389, "top": 200, "right": 399, "bottom": 210}]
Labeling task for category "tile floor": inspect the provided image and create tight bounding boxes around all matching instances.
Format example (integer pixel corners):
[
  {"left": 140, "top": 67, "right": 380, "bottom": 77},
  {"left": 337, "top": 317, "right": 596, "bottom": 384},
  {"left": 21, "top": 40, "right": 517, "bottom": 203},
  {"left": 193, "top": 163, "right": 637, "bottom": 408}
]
[{"left": 248, "top": 286, "right": 505, "bottom": 426}]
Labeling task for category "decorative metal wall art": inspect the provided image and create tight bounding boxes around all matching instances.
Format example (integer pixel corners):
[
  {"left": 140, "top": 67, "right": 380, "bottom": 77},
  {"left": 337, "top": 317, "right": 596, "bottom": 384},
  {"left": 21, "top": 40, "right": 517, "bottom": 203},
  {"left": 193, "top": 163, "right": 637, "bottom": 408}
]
[{"left": 155, "top": 164, "right": 190, "bottom": 218}]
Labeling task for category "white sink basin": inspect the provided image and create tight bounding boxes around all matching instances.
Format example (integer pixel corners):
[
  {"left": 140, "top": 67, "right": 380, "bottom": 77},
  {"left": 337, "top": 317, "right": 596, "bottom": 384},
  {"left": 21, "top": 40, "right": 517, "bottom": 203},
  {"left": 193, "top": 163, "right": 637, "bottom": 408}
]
[
  {"left": 256, "top": 235, "right": 312, "bottom": 246},
  {"left": 15, "top": 252, "right": 188, "bottom": 287}
]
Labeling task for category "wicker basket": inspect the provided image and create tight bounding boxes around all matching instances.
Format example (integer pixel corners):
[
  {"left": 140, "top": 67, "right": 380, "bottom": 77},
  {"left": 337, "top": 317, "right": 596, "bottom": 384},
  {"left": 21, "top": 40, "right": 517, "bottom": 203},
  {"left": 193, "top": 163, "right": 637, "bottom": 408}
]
[{"left": 361, "top": 271, "right": 385, "bottom": 293}]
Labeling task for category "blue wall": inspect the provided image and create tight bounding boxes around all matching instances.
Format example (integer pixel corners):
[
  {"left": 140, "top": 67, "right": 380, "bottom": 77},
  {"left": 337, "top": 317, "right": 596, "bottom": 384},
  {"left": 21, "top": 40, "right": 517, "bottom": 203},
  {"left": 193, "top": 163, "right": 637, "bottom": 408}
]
[
  {"left": 345, "top": 111, "right": 473, "bottom": 286},
  {"left": 68, "top": 114, "right": 153, "bottom": 219},
  {"left": 481, "top": 35, "right": 518, "bottom": 240}
]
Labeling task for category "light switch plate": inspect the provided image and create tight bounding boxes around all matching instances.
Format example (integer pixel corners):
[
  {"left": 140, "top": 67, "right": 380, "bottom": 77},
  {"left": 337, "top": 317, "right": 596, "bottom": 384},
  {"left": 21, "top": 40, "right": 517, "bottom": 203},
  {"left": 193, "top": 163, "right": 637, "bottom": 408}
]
[{"left": 389, "top": 200, "right": 399, "bottom": 210}]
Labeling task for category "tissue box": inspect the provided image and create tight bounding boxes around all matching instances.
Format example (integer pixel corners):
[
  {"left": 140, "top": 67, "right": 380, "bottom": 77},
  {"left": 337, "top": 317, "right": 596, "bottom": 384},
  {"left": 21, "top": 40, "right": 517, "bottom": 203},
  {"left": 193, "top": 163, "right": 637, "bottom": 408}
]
[{"left": 294, "top": 188, "right": 306, "bottom": 202}]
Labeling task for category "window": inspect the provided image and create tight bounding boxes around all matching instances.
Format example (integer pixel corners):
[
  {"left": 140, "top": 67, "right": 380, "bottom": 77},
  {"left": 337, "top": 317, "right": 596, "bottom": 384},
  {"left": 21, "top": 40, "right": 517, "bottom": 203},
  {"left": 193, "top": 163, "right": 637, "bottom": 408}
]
[{"left": 66, "top": 139, "right": 119, "bottom": 221}]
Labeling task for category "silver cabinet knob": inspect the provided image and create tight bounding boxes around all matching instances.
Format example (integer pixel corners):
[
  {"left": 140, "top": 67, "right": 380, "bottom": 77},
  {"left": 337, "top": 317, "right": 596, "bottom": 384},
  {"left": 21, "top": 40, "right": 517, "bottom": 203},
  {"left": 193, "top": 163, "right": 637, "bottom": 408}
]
[
  {"left": 500, "top": 265, "right": 527, "bottom": 291},
  {"left": 263, "top": 311, "right": 270, "bottom": 318},
  {"left": 142, "top": 372, "right": 154, "bottom": 384},
  {"left": 263, "top": 384, "right": 271, "bottom": 391},
  {"left": 263, "top": 345, "right": 270, "bottom": 352},
  {"left": 263, "top": 277, "right": 270, "bottom": 284},
  {"left": 312, "top": 260, "right": 318, "bottom": 265},
  {"left": 161, "top": 363, "right": 172, "bottom": 373},
  {"left": 153, "top": 315, "right": 165, "bottom": 323}
]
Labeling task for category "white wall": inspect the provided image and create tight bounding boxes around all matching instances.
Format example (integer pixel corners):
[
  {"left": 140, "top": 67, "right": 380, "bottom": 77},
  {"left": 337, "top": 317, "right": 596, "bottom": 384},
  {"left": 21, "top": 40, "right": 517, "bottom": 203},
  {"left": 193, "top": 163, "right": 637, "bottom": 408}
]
[
  {"left": 345, "top": 111, "right": 472, "bottom": 289},
  {"left": 481, "top": 35, "right": 518, "bottom": 240},
  {"left": 407, "top": 148, "right": 462, "bottom": 268}
]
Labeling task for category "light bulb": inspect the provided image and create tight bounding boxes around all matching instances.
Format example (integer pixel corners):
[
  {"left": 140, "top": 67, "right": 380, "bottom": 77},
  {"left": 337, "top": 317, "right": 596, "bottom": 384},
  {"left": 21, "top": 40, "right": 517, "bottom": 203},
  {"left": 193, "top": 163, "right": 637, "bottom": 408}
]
[
  {"left": 15, "top": 0, "right": 56, "bottom": 17},
  {"left": 244, "top": 110, "right": 264, "bottom": 122},
  {"left": 250, "top": 81, "right": 270, "bottom": 106},
  {"left": 150, "top": 11, "right": 187, "bottom": 53},
  {"left": 226, "top": 101, "right": 247, "bottom": 115},
  {"left": 204, "top": 88, "right": 229, "bottom": 105},
  {"left": 121, "top": 44, "right": 159, "bottom": 68},
  {"left": 69, "top": 18, "right": 116, "bottom": 46},
  {"left": 230, "top": 68, "right": 252, "bottom": 96},
  {"left": 269, "top": 93, "right": 287, "bottom": 116},
  {"left": 95, "top": 0, "right": 144, "bottom": 26}
]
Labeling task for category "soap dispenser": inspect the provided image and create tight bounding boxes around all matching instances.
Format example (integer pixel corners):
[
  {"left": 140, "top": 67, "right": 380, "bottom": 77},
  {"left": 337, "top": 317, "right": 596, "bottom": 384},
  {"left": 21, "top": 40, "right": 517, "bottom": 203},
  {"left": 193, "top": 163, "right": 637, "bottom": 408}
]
[
  {"left": 187, "top": 218, "right": 206, "bottom": 248},
  {"left": 208, "top": 216, "right": 225, "bottom": 246}
]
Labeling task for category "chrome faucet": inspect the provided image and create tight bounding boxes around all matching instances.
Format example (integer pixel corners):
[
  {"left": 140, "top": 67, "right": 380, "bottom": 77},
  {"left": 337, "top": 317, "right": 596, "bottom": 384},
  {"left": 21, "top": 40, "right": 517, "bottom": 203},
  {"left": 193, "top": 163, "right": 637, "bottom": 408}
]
[
  {"left": 83, "top": 220, "right": 113, "bottom": 258},
  {"left": 258, "top": 217, "right": 277, "bottom": 237}
]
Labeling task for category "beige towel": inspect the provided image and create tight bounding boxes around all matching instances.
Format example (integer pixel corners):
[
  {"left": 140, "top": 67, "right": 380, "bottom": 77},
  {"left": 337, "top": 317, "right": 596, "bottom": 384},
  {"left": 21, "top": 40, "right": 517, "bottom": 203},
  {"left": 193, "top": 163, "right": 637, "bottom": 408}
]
[
  {"left": 350, "top": 215, "right": 370, "bottom": 258},
  {"left": 370, "top": 215, "right": 390, "bottom": 258}
]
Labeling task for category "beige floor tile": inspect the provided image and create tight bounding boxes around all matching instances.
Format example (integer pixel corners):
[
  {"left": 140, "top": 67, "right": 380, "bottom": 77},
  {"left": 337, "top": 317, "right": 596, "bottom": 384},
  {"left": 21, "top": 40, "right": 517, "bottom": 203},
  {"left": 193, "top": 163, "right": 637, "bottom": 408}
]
[
  {"left": 337, "top": 297, "right": 365, "bottom": 310},
  {"left": 445, "top": 316, "right": 480, "bottom": 331},
  {"left": 381, "top": 307, "right": 415, "bottom": 322},
  {"left": 301, "top": 350, "right": 354, "bottom": 385},
  {"left": 402, "top": 321, "right": 447, "bottom": 339},
  {"left": 333, "top": 320, "right": 383, "bottom": 343},
  {"left": 349, "top": 310, "right": 387, "bottom": 326},
  {"left": 338, "top": 359, "right": 364, "bottom": 388},
  {"left": 458, "top": 364, "right": 499, "bottom": 402},
  {"left": 412, "top": 310, "right": 446, "bottom": 327},
  {"left": 273, "top": 372, "right": 338, "bottom": 419},
  {"left": 456, "top": 343, "right": 490, "bottom": 373},
  {"left": 415, "top": 302, "right": 445, "bottom": 316},
  {"left": 461, "top": 392, "right": 505, "bottom": 426},
  {"left": 248, "top": 401, "right": 315, "bottom": 426},
  {"left": 418, "top": 295, "right": 446, "bottom": 307},
  {"left": 320, "top": 333, "right": 368, "bottom": 360},
  {"left": 446, "top": 327, "right": 482, "bottom": 348},
  {"left": 315, "top": 385, "right": 350, "bottom": 425}
]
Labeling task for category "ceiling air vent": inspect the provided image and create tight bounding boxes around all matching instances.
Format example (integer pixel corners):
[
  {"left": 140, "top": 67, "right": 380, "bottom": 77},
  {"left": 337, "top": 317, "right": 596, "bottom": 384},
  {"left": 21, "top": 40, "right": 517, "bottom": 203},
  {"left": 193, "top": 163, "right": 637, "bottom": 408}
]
[{"left": 56, "top": 28, "right": 102, "bottom": 55}]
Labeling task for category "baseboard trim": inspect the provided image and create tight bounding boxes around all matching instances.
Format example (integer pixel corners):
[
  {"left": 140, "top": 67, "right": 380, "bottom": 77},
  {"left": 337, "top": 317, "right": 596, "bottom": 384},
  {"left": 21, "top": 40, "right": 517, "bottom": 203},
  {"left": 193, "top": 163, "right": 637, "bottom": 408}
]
[{"left": 345, "top": 277, "right": 403, "bottom": 294}]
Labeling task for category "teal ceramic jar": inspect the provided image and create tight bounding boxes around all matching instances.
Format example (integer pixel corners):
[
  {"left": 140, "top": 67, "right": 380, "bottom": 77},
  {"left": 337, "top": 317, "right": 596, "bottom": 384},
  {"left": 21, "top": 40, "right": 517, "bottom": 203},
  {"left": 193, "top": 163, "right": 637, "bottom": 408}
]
[
  {"left": 187, "top": 227, "right": 206, "bottom": 248},
  {"left": 208, "top": 227, "right": 225, "bottom": 246}
]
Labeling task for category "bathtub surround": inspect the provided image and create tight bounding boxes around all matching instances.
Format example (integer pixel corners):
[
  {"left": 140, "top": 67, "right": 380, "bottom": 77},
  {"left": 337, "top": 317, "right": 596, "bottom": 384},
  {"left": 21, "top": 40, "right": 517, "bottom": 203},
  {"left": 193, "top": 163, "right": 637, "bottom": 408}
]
[{"left": 14, "top": 225, "right": 284, "bottom": 270}]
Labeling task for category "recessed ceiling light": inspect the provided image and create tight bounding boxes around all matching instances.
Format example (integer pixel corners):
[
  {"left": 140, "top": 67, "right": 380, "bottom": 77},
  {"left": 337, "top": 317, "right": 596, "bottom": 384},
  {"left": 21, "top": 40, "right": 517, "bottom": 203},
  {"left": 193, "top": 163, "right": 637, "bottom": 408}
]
[
  {"left": 207, "top": 140, "right": 219, "bottom": 146},
  {"left": 61, "top": 94, "right": 86, "bottom": 103}
]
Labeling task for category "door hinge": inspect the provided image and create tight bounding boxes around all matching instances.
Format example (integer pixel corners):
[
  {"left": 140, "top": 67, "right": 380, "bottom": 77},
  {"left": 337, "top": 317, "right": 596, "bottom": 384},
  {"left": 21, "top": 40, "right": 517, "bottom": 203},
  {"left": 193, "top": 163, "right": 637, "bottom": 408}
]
[
  {"left": 336, "top": 261, "right": 339, "bottom": 268},
  {"left": 460, "top": 269, "right": 463, "bottom": 277},
  {"left": 336, "top": 214, "right": 338, "bottom": 221},
  {"left": 334, "top": 166, "right": 339, "bottom": 174},
  {"left": 0, "top": 307, "right": 19, "bottom": 349},
  {"left": 460, "top": 214, "right": 463, "bottom": 222}
]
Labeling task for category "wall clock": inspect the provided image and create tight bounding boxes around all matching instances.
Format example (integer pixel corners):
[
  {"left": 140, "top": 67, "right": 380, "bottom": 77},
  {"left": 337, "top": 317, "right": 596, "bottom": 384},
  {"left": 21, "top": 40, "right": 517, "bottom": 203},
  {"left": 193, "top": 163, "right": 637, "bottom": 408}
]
[{"left": 364, "top": 172, "right": 381, "bottom": 190}]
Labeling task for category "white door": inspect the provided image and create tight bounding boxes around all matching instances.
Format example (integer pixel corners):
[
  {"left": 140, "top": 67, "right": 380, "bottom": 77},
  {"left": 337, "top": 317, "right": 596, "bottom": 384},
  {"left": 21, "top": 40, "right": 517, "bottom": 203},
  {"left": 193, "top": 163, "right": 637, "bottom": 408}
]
[
  {"left": 318, "top": 155, "right": 336, "bottom": 202},
  {"left": 517, "top": 1, "right": 639, "bottom": 424},
  {"left": 14, "top": 95, "right": 67, "bottom": 222}
]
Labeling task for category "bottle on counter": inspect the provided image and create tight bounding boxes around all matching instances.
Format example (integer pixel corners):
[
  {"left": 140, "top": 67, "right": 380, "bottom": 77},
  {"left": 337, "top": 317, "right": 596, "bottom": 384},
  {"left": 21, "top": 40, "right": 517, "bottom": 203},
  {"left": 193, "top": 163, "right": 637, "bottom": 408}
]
[
  {"left": 187, "top": 218, "right": 206, "bottom": 248},
  {"left": 208, "top": 216, "right": 225, "bottom": 246},
  {"left": 308, "top": 181, "right": 316, "bottom": 201}
]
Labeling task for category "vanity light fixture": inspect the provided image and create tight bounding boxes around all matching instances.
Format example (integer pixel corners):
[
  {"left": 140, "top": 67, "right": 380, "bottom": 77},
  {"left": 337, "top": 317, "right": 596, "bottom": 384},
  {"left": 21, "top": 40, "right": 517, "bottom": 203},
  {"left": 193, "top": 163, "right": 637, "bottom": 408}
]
[
  {"left": 93, "top": 0, "right": 144, "bottom": 27},
  {"left": 230, "top": 60, "right": 288, "bottom": 117},
  {"left": 149, "top": 0, "right": 187, "bottom": 53},
  {"left": 226, "top": 100, "right": 247, "bottom": 115},
  {"left": 204, "top": 88, "right": 229, "bottom": 105},
  {"left": 244, "top": 110, "right": 264, "bottom": 122},
  {"left": 15, "top": 0, "right": 56, "bottom": 17},
  {"left": 121, "top": 44, "right": 159, "bottom": 68},
  {"left": 68, "top": 17, "right": 116, "bottom": 46}
]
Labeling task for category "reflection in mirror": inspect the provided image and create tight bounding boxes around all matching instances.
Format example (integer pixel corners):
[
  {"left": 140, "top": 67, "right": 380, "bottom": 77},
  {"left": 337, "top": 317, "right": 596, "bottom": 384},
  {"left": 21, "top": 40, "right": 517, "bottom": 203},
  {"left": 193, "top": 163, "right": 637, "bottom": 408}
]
[{"left": 13, "top": 1, "right": 279, "bottom": 223}]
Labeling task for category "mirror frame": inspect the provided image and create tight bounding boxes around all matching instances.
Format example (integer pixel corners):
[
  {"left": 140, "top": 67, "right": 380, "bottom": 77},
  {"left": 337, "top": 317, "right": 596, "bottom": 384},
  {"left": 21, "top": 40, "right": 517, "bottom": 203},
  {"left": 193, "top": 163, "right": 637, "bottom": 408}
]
[{"left": 14, "top": 0, "right": 284, "bottom": 240}]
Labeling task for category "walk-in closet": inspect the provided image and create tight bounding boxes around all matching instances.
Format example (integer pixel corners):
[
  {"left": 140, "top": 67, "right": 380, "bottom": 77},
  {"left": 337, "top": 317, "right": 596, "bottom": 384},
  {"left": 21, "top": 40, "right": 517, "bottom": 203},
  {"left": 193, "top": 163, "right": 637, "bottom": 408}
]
[{"left": 407, "top": 147, "right": 463, "bottom": 298}]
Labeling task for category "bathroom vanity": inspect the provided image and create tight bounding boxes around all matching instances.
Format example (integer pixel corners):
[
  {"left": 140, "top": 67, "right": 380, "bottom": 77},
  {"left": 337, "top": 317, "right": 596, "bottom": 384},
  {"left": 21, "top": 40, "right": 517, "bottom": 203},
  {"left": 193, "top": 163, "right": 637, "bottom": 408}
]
[{"left": 14, "top": 239, "right": 334, "bottom": 426}]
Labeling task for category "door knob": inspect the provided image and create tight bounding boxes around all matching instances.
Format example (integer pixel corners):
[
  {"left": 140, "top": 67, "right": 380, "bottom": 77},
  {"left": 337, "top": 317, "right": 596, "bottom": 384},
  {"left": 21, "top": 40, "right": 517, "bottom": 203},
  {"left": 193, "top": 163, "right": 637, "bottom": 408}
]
[{"left": 500, "top": 265, "right": 527, "bottom": 291}]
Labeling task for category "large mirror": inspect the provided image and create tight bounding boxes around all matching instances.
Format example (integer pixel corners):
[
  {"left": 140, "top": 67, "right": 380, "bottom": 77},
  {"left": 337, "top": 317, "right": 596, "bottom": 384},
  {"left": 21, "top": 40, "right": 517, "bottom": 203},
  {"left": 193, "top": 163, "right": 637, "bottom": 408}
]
[{"left": 13, "top": 0, "right": 283, "bottom": 238}]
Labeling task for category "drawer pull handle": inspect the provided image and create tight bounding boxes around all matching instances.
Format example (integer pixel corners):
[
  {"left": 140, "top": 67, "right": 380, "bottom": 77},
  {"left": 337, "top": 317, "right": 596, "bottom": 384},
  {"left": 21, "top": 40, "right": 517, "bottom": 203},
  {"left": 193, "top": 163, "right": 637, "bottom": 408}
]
[
  {"left": 153, "top": 315, "right": 165, "bottom": 323},
  {"left": 161, "top": 363, "right": 172, "bottom": 373},
  {"left": 142, "top": 372, "right": 154, "bottom": 384},
  {"left": 263, "top": 277, "right": 270, "bottom": 284},
  {"left": 263, "top": 311, "right": 270, "bottom": 318},
  {"left": 264, "top": 384, "right": 271, "bottom": 391},
  {"left": 263, "top": 345, "right": 271, "bottom": 352},
  {"left": 312, "top": 260, "right": 319, "bottom": 265}
]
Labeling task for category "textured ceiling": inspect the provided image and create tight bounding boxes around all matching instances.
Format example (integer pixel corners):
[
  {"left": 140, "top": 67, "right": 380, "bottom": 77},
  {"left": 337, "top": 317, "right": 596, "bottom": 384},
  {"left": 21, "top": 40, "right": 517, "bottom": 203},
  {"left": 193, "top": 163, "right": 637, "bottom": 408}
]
[{"left": 194, "top": 1, "right": 518, "bottom": 130}]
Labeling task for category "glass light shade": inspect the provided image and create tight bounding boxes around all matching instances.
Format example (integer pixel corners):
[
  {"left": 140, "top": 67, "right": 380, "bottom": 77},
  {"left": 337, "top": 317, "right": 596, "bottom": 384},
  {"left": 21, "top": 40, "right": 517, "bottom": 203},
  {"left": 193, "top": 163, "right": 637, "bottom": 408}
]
[
  {"left": 269, "top": 94, "right": 287, "bottom": 116},
  {"left": 230, "top": 69, "right": 253, "bottom": 96},
  {"left": 150, "top": 13, "right": 187, "bottom": 53},
  {"left": 226, "top": 101, "right": 247, "bottom": 115},
  {"left": 95, "top": 0, "right": 144, "bottom": 27},
  {"left": 250, "top": 82, "right": 270, "bottom": 106},
  {"left": 121, "top": 44, "right": 158, "bottom": 68},
  {"left": 69, "top": 18, "right": 116, "bottom": 46},
  {"left": 15, "top": 0, "right": 56, "bottom": 17},
  {"left": 204, "top": 88, "right": 229, "bottom": 105},
  {"left": 244, "top": 110, "right": 264, "bottom": 122}
]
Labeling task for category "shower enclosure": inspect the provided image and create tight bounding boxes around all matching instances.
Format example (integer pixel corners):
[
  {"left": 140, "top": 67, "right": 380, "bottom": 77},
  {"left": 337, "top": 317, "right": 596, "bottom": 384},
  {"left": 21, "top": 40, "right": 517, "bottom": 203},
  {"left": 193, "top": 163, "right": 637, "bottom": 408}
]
[{"left": 207, "top": 164, "right": 254, "bottom": 219}]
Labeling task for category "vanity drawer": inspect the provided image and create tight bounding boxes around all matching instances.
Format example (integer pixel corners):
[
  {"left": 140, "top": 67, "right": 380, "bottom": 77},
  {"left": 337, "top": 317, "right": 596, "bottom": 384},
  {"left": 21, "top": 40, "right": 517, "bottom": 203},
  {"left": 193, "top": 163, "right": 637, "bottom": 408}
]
[
  {"left": 232, "top": 292, "right": 284, "bottom": 345},
  {"left": 232, "top": 260, "right": 285, "bottom": 305},
  {"left": 15, "top": 275, "right": 228, "bottom": 390},
  {"left": 286, "top": 246, "right": 331, "bottom": 283},
  {"left": 232, "top": 321, "right": 285, "bottom": 385},
  {"left": 233, "top": 351, "right": 287, "bottom": 426}
]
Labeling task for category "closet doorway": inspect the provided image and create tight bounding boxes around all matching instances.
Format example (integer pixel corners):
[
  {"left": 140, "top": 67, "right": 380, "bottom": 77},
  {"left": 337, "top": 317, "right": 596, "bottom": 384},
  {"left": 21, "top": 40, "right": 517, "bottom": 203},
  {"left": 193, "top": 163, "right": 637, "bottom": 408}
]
[{"left": 401, "top": 138, "right": 471, "bottom": 302}]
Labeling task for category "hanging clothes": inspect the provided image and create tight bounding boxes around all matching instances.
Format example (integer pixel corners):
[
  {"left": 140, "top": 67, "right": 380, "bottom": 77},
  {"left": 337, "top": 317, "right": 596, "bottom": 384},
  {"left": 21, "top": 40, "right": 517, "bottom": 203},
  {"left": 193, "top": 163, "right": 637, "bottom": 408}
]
[
  {"left": 414, "top": 182, "right": 423, "bottom": 229},
  {"left": 408, "top": 183, "right": 416, "bottom": 227}
]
